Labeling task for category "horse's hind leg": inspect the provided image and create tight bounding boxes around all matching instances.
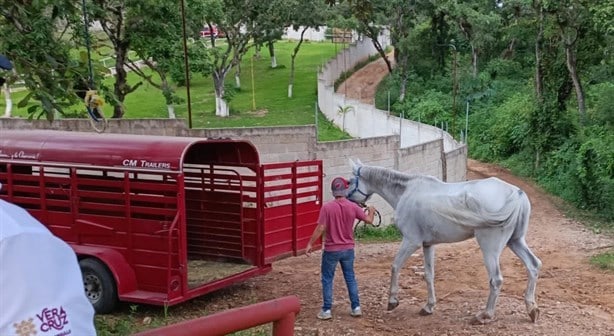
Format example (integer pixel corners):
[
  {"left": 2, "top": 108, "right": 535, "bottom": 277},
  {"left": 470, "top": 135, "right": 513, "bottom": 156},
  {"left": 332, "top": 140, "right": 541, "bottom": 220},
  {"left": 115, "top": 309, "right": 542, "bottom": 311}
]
[
  {"left": 419, "top": 245, "right": 436, "bottom": 315},
  {"left": 388, "top": 238, "right": 421, "bottom": 311},
  {"left": 508, "top": 238, "right": 542, "bottom": 322},
  {"left": 473, "top": 230, "right": 508, "bottom": 324}
]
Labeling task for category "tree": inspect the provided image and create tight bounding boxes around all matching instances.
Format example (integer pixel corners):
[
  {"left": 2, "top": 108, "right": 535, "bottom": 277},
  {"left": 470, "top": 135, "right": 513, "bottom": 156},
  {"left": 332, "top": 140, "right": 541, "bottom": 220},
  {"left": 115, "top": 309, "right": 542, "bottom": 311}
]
[
  {"left": 197, "top": 0, "right": 257, "bottom": 117},
  {"left": 545, "top": 0, "right": 590, "bottom": 123},
  {"left": 337, "top": 104, "right": 354, "bottom": 132},
  {"left": 1, "top": 0, "right": 83, "bottom": 120},
  {"left": 287, "top": 0, "right": 328, "bottom": 98},
  {"left": 126, "top": 0, "right": 192, "bottom": 119},
  {"left": 250, "top": 0, "right": 292, "bottom": 70},
  {"left": 327, "top": 0, "right": 394, "bottom": 73},
  {"left": 449, "top": 0, "right": 502, "bottom": 77}
]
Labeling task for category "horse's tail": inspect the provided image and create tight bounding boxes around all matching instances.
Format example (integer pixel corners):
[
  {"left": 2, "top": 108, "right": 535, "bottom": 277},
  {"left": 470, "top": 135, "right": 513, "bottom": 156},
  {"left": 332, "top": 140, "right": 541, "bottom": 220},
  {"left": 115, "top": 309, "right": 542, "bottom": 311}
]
[{"left": 508, "top": 189, "right": 532, "bottom": 241}]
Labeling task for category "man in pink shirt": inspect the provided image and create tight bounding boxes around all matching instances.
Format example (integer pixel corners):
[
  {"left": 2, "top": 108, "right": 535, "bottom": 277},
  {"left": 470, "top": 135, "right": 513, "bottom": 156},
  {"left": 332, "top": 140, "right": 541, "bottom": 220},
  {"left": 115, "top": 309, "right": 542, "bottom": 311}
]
[{"left": 306, "top": 177, "right": 376, "bottom": 320}]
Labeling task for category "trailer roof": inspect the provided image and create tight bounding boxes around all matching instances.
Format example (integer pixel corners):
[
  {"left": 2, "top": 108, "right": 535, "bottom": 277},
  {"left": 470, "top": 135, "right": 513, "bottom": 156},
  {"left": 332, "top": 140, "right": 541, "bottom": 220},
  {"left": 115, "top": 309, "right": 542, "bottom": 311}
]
[{"left": 0, "top": 130, "right": 260, "bottom": 170}]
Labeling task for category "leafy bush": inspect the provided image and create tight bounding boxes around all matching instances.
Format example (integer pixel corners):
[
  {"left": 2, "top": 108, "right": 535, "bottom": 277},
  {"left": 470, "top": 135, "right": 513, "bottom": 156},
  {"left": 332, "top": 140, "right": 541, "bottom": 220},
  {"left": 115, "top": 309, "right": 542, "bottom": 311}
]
[
  {"left": 586, "top": 82, "right": 614, "bottom": 127},
  {"left": 374, "top": 74, "right": 401, "bottom": 111},
  {"left": 539, "top": 126, "right": 614, "bottom": 220},
  {"left": 394, "top": 89, "right": 452, "bottom": 125},
  {"left": 468, "top": 91, "right": 532, "bottom": 161}
]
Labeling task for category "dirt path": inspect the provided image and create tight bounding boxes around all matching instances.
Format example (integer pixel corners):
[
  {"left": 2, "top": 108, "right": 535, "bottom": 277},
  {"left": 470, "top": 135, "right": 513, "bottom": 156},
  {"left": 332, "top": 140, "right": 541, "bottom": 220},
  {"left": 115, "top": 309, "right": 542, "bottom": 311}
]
[
  {"left": 335, "top": 52, "right": 394, "bottom": 104},
  {"left": 128, "top": 53, "right": 613, "bottom": 336}
]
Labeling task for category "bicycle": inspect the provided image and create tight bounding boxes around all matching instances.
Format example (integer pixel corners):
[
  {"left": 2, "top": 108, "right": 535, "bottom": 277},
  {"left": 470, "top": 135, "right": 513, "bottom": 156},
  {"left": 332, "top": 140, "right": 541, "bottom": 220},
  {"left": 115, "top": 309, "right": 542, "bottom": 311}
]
[
  {"left": 84, "top": 89, "right": 108, "bottom": 133},
  {"left": 353, "top": 203, "right": 381, "bottom": 235}
]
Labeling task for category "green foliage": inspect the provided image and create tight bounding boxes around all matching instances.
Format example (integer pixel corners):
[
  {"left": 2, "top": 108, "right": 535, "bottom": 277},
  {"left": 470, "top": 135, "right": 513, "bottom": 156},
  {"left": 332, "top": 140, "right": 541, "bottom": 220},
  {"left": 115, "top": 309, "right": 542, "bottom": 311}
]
[
  {"left": 537, "top": 125, "right": 613, "bottom": 221},
  {"left": 527, "top": 100, "right": 576, "bottom": 164},
  {"left": 590, "top": 252, "right": 614, "bottom": 271},
  {"left": 355, "top": 224, "right": 402, "bottom": 243},
  {"left": 586, "top": 82, "right": 614, "bottom": 127},
  {"left": 374, "top": 74, "right": 401, "bottom": 111},
  {"left": 395, "top": 89, "right": 452, "bottom": 125},
  {"left": 470, "top": 92, "right": 532, "bottom": 160}
]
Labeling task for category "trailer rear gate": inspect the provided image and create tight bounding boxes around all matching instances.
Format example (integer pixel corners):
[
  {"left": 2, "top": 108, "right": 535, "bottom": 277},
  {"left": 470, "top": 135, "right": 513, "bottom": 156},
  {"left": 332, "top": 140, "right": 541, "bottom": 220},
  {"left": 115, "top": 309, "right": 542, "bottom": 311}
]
[{"left": 0, "top": 131, "right": 322, "bottom": 311}]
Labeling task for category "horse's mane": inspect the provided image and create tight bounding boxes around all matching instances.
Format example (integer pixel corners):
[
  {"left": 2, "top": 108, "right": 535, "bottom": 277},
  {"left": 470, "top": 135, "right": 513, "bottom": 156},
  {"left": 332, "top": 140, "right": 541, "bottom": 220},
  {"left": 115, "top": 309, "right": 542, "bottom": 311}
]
[{"left": 362, "top": 165, "right": 440, "bottom": 194}]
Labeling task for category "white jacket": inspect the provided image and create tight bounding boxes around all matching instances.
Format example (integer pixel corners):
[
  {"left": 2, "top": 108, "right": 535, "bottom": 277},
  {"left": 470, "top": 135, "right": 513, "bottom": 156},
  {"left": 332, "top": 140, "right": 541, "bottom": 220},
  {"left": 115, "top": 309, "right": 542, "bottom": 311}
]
[{"left": 0, "top": 199, "right": 96, "bottom": 336}]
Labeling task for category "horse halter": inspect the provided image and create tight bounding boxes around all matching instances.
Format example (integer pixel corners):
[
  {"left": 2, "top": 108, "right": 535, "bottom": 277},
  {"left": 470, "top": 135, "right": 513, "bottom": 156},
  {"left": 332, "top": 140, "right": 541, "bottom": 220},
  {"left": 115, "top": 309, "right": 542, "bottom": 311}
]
[{"left": 347, "top": 167, "right": 372, "bottom": 203}]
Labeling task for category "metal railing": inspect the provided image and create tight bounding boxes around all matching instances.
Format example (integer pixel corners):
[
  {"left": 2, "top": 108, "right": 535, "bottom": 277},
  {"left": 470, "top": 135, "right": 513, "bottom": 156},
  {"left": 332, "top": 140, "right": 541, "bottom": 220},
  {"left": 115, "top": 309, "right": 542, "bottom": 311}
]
[{"left": 134, "top": 296, "right": 301, "bottom": 336}]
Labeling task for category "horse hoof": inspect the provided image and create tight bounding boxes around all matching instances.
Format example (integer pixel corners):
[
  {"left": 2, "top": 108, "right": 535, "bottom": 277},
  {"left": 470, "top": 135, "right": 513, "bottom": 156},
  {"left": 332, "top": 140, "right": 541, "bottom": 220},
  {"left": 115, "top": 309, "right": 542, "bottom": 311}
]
[
  {"left": 471, "top": 312, "right": 496, "bottom": 325},
  {"left": 529, "top": 307, "right": 540, "bottom": 323},
  {"left": 387, "top": 301, "right": 399, "bottom": 311},
  {"left": 419, "top": 308, "right": 433, "bottom": 316}
]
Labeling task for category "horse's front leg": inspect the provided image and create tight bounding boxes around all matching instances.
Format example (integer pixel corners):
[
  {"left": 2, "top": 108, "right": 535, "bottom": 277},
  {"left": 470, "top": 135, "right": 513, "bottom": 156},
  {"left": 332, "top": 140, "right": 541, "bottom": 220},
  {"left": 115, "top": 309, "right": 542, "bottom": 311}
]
[
  {"left": 419, "top": 245, "right": 436, "bottom": 315},
  {"left": 388, "top": 238, "right": 420, "bottom": 310}
]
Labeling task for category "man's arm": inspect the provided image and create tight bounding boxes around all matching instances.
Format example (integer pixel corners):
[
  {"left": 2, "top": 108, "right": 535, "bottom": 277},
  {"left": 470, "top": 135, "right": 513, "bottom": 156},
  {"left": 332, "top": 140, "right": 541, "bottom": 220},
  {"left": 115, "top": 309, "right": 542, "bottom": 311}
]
[{"left": 305, "top": 223, "right": 326, "bottom": 257}]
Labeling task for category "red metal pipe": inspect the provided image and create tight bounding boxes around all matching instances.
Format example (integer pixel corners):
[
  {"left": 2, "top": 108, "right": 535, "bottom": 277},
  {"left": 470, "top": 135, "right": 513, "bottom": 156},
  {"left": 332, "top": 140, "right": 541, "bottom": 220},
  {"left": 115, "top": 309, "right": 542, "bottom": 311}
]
[{"left": 134, "top": 295, "right": 301, "bottom": 336}]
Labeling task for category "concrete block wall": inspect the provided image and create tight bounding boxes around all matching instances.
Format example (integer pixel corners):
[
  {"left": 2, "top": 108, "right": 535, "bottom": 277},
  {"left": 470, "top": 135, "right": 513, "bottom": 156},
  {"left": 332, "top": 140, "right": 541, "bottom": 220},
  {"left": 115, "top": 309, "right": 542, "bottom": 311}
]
[
  {"left": 397, "top": 139, "right": 444, "bottom": 180},
  {"left": 445, "top": 145, "right": 468, "bottom": 183},
  {"left": 315, "top": 136, "right": 398, "bottom": 226},
  {"left": 0, "top": 117, "right": 188, "bottom": 136}
]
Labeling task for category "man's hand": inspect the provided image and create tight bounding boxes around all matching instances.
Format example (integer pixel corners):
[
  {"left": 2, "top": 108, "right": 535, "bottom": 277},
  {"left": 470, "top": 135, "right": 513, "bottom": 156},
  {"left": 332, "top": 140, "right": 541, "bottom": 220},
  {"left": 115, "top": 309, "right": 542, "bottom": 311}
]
[
  {"left": 364, "top": 205, "right": 376, "bottom": 225},
  {"left": 305, "top": 243, "right": 313, "bottom": 257},
  {"left": 305, "top": 223, "right": 325, "bottom": 257}
]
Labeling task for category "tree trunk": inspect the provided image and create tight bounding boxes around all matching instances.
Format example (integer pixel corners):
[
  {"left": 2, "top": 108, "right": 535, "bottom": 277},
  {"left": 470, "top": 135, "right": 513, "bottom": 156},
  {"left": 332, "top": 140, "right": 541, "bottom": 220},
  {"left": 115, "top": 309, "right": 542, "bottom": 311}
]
[
  {"left": 2, "top": 83, "right": 12, "bottom": 117},
  {"left": 234, "top": 63, "right": 241, "bottom": 88},
  {"left": 268, "top": 42, "right": 277, "bottom": 68},
  {"left": 288, "top": 27, "right": 308, "bottom": 98},
  {"left": 213, "top": 71, "right": 229, "bottom": 117},
  {"left": 166, "top": 104, "right": 176, "bottom": 119},
  {"left": 370, "top": 37, "right": 393, "bottom": 73},
  {"left": 470, "top": 44, "right": 478, "bottom": 77},
  {"left": 564, "top": 44, "right": 586, "bottom": 123},
  {"left": 254, "top": 44, "right": 261, "bottom": 60},
  {"left": 501, "top": 38, "right": 516, "bottom": 59},
  {"left": 160, "top": 76, "right": 175, "bottom": 119},
  {"left": 112, "top": 48, "right": 128, "bottom": 118},
  {"left": 397, "top": 52, "right": 409, "bottom": 102},
  {"left": 399, "top": 77, "right": 407, "bottom": 102},
  {"left": 534, "top": 5, "right": 544, "bottom": 103}
]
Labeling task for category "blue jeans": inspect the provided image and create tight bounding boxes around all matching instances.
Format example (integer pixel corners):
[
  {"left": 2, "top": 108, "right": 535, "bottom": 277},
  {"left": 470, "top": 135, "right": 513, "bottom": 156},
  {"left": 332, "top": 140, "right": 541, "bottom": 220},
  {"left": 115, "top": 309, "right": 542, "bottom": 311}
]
[{"left": 321, "top": 249, "right": 360, "bottom": 311}]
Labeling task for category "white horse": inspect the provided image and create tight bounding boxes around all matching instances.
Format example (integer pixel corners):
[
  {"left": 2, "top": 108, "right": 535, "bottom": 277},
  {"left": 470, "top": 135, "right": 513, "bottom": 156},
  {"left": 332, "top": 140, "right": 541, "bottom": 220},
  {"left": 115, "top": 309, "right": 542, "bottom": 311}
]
[{"left": 346, "top": 159, "right": 541, "bottom": 324}]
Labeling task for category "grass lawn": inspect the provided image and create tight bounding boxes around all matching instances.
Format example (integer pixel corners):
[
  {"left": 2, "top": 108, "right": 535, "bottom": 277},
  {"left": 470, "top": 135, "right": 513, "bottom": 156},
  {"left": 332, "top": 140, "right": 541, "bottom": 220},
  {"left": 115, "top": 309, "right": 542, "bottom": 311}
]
[{"left": 2, "top": 40, "right": 351, "bottom": 141}]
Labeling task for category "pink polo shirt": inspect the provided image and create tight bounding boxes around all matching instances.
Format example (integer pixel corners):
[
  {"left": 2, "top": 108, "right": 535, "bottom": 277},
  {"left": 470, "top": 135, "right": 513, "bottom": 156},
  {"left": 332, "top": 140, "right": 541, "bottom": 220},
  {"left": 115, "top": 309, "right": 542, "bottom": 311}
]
[{"left": 318, "top": 198, "right": 367, "bottom": 252}]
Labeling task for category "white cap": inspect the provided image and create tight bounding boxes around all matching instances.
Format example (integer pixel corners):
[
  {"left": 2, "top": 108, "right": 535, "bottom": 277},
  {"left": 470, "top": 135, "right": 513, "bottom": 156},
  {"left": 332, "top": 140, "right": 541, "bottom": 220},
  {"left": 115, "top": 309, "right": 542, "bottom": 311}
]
[{"left": 0, "top": 199, "right": 96, "bottom": 336}]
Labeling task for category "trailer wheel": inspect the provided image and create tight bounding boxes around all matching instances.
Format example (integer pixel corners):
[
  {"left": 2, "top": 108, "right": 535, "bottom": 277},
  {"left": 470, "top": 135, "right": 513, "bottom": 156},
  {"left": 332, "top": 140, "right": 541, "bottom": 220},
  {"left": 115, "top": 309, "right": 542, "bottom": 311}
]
[{"left": 79, "top": 258, "right": 118, "bottom": 314}]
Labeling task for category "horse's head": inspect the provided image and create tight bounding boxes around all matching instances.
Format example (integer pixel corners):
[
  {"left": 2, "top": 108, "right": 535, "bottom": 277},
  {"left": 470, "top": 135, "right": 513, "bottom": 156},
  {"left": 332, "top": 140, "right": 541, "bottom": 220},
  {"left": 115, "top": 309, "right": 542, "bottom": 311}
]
[{"left": 347, "top": 158, "right": 373, "bottom": 204}]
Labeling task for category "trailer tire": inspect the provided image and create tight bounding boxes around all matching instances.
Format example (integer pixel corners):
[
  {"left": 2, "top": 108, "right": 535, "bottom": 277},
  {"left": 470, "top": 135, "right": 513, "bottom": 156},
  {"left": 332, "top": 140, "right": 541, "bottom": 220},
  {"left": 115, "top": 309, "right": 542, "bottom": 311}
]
[{"left": 79, "top": 258, "right": 118, "bottom": 314}]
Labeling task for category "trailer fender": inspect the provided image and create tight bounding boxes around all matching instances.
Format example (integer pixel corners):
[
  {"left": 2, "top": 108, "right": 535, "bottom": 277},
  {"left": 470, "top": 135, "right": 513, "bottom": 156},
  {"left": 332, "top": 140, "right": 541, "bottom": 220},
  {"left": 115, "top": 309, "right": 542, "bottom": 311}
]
[{"left": 73, "top": 246, "right": 138, "bottom": 295}]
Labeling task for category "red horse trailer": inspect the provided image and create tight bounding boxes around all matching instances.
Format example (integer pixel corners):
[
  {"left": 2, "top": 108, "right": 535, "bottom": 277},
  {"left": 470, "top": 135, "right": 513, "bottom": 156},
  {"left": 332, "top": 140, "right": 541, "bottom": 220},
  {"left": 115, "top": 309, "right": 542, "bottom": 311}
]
[{"left": 0, "top": 130, "right": 322, "bottom": 313}]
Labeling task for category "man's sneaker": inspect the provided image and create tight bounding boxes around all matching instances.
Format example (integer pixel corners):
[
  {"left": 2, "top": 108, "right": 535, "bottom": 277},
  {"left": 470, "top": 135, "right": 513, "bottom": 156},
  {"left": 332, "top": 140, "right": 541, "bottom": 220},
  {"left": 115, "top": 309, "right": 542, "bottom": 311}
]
[
  {"left": 317, "top": 309, "right": 332, "bottom": 320},
  {"left": 350, "top": 306, "right": 362, "bottom": 317}
]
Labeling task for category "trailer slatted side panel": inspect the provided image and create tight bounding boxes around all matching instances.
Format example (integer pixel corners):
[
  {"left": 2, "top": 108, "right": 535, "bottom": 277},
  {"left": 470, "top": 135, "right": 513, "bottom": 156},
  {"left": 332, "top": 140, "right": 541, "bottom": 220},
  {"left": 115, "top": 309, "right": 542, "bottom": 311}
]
[
  {"left": 0, "top": 162, "right": 183, "bottom": 295},
  {"left": 72, "top": 169, "right": 181, "bottom": 294},
  {"left": 262, "top": 161, "right": 322, "bottom": 264}
]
